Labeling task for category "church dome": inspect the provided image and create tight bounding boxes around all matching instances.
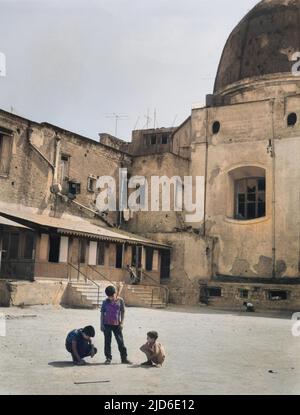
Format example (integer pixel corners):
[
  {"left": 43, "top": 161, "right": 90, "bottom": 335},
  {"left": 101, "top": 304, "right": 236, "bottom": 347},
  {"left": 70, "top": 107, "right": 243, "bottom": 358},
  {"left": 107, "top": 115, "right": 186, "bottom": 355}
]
[{"left": 214, "top": 0, "right": 300, "bottom": 93}]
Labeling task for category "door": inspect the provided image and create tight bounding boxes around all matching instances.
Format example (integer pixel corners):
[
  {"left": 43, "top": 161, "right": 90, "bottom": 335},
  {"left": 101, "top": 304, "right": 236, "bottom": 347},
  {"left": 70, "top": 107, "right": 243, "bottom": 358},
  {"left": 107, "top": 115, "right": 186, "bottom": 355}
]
[
  {"left": 0, "top": 230, "right": 35, "bottom": 280},
  {"left": 160, "top": 250, "right": 171, "bottom": 280}
]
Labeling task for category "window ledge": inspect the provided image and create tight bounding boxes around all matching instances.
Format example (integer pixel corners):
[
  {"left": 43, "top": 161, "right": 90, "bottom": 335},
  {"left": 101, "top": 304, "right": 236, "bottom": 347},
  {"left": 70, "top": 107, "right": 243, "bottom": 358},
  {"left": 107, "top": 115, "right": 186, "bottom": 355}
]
[
  {"left": 0, "top": 174, "right": 9, "bottom": 178},
  {"left": 225, "top": 216, "right": 270, "bottom": 225}
]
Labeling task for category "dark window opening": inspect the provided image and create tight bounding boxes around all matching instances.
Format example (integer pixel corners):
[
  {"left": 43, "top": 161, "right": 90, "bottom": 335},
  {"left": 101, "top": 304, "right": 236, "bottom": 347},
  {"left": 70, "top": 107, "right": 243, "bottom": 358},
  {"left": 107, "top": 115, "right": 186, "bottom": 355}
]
[
  {"left": 116, "top": 244, "right": 123, "bottom": 269},
  {"left": 2, "top": 232, "right": 9, "bottom": 259},
  {"left": 145, "top": 248, "right": 154, "bottom": 271},
  {"left": 240, "top": 289, "right": 249, "bottom": 299},
  {"left": 268, "top": 290, "right": 288, "bottom": 301},
  {"left": 9, "top": 233, "right": 19, "bottom": 259},
  {"left": 160, "top": 250, "right": 170, "bottom": 279},
  {"left": 235, "top": 177, "right": 266, "bottom": 220},
  {"left": 79, "top": 239, "right": 87, "bottom": 264},
  {"left": 208, "top": 287, "right": 222, "bottom": 297},
  {"left": 68, "top": 181, "right": 81, "bottom": 196},
  {"left": 24, "top": 233, "right": 35, "bottom": 260},
  {"left": 97, "top": 242, "right": 105, "bottom": 266},
  {"left": 151, "top": 135, "right": 157, "bottom": 145},
  {"left": 60, "top": 154, "right": 70, "bottom": 182},
  {"left": 132, "top": 246, "right": 142, "bottom": 268},
  {"left": 287, "top": 113, "right": 297, "bottom": 127},
  {"left": 49, "top": 234, "right": 61, "bottom": 263},
  {"left": 131, "top": 246, "right": 136, "bottom": 267},
  {"left": 162, "top": 134, "right": 168, "bottom": 144},
  {"left": 212, "top": 121, "right": 220, "bottom": 135}
]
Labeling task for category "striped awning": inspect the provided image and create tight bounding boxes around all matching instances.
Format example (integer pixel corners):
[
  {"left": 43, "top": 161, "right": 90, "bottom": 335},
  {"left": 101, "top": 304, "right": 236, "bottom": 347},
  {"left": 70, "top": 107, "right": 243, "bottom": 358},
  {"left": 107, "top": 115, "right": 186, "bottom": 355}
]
[{"left": 0, "top": 208, "right": 171, "bottom": 249}]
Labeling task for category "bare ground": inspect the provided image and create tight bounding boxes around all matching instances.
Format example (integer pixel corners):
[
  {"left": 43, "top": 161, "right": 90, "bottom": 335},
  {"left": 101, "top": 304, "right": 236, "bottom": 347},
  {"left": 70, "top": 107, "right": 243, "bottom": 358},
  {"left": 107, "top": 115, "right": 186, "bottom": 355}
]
[{"left": 0, "top": 305, "right": 300, "bottom": 395}]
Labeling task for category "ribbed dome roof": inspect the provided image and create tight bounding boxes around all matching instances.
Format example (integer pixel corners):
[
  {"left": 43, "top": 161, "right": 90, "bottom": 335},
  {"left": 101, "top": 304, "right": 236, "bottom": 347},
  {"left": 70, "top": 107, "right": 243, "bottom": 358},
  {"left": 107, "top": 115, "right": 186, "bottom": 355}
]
[{"left": 214, "top": 0, "right": 300, "bottom": 93}]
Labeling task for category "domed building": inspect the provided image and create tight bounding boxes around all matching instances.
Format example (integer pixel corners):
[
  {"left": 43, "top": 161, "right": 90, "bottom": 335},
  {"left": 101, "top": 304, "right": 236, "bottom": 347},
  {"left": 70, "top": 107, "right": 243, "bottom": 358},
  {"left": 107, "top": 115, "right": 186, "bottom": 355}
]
[
  {"left": 120, "top": 0, "right": 300, "bottom": 309},
  {"left": 0, "top": 0, "right": 300, "bottom": 310},
  {"left": 213, "top": 0, "right": 300, "bottom": 101}
]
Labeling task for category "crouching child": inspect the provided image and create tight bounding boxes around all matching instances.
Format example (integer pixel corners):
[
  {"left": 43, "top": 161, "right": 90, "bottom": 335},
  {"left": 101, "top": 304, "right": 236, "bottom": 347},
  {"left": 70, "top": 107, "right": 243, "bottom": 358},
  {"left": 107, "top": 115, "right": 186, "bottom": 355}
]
[
  {"left": 140, "top": 331, "right": 165, "bottom": 367},
  {"left": 65, "top": 326, "right": 97, "bottom": 365}
]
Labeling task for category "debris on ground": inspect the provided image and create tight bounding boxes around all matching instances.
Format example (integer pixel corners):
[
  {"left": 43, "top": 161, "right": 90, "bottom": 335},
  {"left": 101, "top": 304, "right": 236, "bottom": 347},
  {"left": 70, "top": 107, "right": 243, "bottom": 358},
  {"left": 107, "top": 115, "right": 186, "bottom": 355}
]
[
  {"left": 74, "top": 381, "right": 111, "bottom": 385},
  {"left": 5, "top": 315, "right": 37, "bottom": 320}
]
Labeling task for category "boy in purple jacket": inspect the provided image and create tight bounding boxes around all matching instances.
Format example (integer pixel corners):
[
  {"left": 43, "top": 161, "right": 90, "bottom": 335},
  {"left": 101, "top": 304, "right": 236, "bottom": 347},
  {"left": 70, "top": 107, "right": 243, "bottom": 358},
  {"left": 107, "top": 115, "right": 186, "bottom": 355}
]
[{"left": 100, "top": 286, "right": 132, "bottom": 365}]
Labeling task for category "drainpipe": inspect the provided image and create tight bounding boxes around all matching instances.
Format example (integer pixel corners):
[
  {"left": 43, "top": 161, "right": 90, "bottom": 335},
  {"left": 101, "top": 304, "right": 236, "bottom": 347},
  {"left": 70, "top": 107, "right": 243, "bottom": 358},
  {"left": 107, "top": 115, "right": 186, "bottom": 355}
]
[
  {"left": 270, "top": 100, "right": 276, "bottom": 279},
  {"left": 203, "top": 107, "right": 209, "bottom": 237},
  {"left": 53, "top": 133, "right": 61, "bottom": 186}
]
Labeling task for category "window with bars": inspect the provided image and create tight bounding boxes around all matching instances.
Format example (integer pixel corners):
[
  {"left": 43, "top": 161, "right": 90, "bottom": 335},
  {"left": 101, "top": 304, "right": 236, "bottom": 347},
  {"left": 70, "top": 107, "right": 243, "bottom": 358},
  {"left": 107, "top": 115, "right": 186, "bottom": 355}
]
[{"left": 235, "top": 177, "right": 266, "bottom": 220}]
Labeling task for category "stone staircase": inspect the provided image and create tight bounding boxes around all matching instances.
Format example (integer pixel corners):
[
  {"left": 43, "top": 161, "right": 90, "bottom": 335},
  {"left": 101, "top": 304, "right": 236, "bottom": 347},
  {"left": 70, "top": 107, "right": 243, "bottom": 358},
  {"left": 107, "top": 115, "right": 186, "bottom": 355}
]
[
  {"left": 35, "top": 277, "right": 167, "bottom": 309},
  {"left": 125, "top": 285, "right": 167, "bottom": 309},
  {"left": 70, "top": 281, "right": 111, "bottom": 309}
]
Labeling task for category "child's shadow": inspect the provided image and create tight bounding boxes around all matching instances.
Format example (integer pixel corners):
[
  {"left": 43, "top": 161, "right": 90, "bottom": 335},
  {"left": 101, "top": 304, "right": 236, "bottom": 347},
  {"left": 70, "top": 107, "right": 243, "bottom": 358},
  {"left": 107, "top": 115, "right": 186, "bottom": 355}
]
[{"left": 48, "top": 361, "right": 104, "bottom": 368}]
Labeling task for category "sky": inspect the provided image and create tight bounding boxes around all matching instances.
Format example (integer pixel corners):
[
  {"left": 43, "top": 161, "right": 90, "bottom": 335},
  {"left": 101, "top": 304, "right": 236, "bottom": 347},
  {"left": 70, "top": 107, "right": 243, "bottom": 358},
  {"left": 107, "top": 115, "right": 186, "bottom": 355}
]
[{"left": 0, "top": 0, "right": 259, "bottom": 141}]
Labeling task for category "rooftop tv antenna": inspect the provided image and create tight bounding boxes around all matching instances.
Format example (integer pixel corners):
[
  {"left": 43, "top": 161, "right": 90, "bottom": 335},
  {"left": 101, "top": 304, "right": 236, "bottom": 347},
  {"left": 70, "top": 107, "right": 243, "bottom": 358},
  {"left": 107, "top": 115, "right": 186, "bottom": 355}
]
[
  {"left": 133, "top": 116, "right": 140, "bottom": 130},
  {"left": 143, "top": 108, "right": 152, "bottom": 129},
  {"left": 105, "top": 113, "right": 128, "bottom": 136},
  {"left": 172, "top": 114, "right": 178, "bottom": 127},
  {"left": 153, "top": 108, "right": 157, "bottom": 129}
]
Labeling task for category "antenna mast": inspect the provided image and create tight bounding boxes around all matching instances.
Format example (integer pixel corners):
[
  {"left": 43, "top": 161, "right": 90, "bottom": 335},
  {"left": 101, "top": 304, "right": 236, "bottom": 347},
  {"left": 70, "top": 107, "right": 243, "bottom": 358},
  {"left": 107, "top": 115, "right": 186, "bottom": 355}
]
[{"left": 105, "top": 113, "right": 128, "bottom": 136}]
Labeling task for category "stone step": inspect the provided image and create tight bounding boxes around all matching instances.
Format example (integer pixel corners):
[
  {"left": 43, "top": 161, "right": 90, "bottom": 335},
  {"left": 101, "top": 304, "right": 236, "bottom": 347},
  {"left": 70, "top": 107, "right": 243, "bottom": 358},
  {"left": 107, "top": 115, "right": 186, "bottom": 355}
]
[
  {"left": 70, "top": 281, "right": 167, "bottom": 309},
  {"left": 85, "top": 294, "right": 106, "bottom": 300},
  {"left": 71, "top": 282, "right": 110, "bottom": 288},
  {"left": 35, "top": 277, "right": 68, "bottom": 283},
  {"left": 74, "top": 287, "right": 105, "bottom": 294}
]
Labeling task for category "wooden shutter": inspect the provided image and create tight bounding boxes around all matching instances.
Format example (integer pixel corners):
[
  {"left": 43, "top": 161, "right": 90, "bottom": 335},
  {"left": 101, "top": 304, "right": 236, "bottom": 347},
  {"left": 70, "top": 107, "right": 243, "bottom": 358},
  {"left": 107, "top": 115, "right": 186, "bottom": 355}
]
[{"left": 0, "top": 135, "right": 12, "bottom": 175}]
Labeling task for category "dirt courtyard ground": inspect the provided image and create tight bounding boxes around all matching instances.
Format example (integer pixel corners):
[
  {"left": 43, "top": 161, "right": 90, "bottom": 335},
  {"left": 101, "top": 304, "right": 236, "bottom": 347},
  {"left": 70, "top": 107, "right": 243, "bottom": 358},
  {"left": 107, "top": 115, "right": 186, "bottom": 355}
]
[{"left": 0, "top": 305, "right": 300, "bottom": 395}]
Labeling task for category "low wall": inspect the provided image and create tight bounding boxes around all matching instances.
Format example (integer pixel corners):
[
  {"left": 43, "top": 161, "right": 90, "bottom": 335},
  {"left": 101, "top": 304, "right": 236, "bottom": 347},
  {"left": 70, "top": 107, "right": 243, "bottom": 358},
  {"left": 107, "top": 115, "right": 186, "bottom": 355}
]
[
  {"left": 0, "top": 280, "right": 68, "bottom": 307},
  {"left": 168, "top": 288, "right": 200, "bottom": 306},
  {"left": 0, "top": 281, "right": 10, "bottom": 307},
  {"left": 205, "top": 281, "right": 300, "bottom": 311}
]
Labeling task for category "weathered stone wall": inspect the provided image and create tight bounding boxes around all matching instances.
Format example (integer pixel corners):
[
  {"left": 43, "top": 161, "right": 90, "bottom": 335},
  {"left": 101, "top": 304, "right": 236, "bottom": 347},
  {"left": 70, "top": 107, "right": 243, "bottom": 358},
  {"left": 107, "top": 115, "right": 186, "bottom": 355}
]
[
  {"left": 144, "top": 232, "right": 213, "bottom": 305},
  {"left": 125, "top": 153, "right": 190, "bottom": 234},
  {"left": 3, "top": 280, "right": 68, "bottom": 306},
  {"left": 187, "top": 95, "right": 300, "bottom": 280},
  {"left": 131, "top": 128, "right": 176, "bottom": 156},
  {"left": 0, "top": 110, "right": 131, "bottom": 225},
  {"left": 205, "top": 281, "right": 300, "bottom": 311}
]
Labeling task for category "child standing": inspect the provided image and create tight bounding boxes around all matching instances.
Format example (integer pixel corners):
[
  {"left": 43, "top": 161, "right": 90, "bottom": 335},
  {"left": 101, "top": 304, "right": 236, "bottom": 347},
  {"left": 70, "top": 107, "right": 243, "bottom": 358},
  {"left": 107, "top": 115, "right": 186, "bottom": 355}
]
[
  {"left": 140, "top": 331, "right": 165, "bottom": 367},
  {"left": 100, "top": 285, "right": 132, "bottom": 365}
]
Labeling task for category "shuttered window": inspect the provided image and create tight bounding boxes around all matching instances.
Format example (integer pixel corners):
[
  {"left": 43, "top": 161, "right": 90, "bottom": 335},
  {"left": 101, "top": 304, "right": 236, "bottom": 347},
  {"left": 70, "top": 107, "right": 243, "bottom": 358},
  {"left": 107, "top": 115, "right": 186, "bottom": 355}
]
[{"left": 0, "top": 133, "right": 12, "bottom": 175}]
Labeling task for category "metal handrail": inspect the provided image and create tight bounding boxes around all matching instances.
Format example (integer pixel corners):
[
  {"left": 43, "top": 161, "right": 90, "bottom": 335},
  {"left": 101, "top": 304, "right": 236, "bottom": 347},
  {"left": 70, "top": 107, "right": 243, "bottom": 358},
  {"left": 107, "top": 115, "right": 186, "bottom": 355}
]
[
  {"left": 87, "top": 265, "right": 117, "bottom": 287},
  {"left": 68, "top": 262, "right": 101, "bottom": 307},
  {"left": 141, "top": 270, "right": 170, "bottom": 306},
  {"left": 87, "top": 265, "right": 124, "bottom": 297}
]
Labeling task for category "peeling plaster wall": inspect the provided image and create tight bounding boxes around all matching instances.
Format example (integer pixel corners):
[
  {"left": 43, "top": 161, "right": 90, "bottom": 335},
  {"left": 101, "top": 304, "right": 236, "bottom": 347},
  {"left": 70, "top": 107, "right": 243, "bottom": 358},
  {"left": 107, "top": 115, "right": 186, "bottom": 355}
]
[
  {"left": 145, "top": 232, "right": 213, "bottom": 305},
  {"left": 0, "top": 110, "right": 131, "bottom": 224},
  {"left": 124, "top": 153, "right": 190, "bottom": 234},
  {"left": 187, "top": 93, "right": 300, "bottom": 280}
]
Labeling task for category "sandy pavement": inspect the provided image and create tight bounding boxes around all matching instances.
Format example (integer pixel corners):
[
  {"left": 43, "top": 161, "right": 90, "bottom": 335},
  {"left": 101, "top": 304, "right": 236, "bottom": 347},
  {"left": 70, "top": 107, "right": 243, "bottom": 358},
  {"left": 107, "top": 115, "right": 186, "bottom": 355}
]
[{"left": 0, "top": 305, "right": 300, "bottom": 395}]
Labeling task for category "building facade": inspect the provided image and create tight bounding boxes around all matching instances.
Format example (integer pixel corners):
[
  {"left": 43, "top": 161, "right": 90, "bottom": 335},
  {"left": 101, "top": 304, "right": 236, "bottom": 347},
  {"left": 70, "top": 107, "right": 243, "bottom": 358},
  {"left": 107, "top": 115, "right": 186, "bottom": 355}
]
[{"left": 1, "top": 0, "right": 300, "bottom": 310}]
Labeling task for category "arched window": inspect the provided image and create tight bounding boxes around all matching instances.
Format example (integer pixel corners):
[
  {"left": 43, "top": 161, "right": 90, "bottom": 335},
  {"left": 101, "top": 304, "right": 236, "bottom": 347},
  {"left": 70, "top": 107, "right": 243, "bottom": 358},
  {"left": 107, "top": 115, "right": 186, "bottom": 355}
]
[
  {"left": 212, "top": 121, "right": 220, "bottom": 134},
  {"left": 287, "top": 113, "right": 297, "bottom": 127},
  {"left": 235, "top": 177, "right": 265, "bottom": 220}
]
